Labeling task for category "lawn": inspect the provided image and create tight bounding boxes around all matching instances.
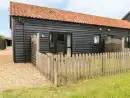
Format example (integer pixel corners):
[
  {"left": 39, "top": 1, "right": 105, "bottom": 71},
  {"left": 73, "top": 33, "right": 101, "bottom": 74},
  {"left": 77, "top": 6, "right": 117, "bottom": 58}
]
[{"left": 1, "top": 72, "right": 130, "bottom": 98}]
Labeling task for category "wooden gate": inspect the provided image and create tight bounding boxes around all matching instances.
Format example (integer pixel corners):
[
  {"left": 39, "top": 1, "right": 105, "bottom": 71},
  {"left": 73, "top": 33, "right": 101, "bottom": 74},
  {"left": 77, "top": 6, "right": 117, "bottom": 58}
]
[{"left": 31, "top": 33, "right": 39, "bottom": 65}]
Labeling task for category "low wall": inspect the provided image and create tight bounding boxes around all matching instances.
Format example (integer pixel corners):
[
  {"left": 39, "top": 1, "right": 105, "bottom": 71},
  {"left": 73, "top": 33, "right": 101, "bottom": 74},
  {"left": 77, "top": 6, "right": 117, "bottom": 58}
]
[{"left": 0, "top": 40, "right": 6, "bottom": 50}]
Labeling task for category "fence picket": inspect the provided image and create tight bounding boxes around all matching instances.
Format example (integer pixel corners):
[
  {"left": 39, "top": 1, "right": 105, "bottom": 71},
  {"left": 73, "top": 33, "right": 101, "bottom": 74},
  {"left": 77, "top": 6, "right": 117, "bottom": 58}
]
[
  {"left": 85, "top": 53, "right": 88, "bottom": 79},
  {"left": 88, "top": 54, "right": 91, "bottom": 79},
  {"left": 36, "top": 50, "right": 130, "bottom": 86},
  {"left": 82, "top": 54, "right": 86, "bottom": 79}
]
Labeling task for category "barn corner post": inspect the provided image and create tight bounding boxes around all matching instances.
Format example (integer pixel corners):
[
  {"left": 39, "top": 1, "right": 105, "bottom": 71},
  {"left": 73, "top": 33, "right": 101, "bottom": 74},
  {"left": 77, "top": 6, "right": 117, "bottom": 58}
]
[{"left": 36, "top": 33, "right": 40, "bottom": 67}]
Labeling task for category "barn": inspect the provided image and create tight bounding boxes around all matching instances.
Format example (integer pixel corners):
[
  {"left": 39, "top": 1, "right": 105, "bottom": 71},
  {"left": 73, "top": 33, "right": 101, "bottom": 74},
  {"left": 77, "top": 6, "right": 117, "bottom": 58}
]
[
  {"left": 5, "top": 37, "right": 12, "bottom": 46},
  {"left": 10, "top": 2, "right": 130, "bottom": 63}
]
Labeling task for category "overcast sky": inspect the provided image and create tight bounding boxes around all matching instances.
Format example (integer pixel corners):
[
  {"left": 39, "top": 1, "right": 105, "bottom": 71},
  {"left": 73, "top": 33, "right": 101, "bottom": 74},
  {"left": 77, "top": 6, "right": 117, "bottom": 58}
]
[{"left": 0, "top": 0, "right": 130, "bottom": 37}]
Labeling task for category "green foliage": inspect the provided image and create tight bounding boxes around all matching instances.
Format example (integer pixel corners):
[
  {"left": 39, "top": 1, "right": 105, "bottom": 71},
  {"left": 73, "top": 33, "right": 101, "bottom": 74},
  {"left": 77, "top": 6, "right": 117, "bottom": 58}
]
[
  {"left": 0, "top": 35, "right": 5, "bottom": 40},
  {"left": 1, "top": 72, "right": 130, "bottom": 98}
]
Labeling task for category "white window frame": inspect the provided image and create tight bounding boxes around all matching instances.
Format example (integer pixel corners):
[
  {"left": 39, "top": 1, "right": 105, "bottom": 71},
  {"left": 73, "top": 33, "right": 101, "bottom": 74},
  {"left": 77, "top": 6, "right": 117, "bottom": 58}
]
[
  {"left": 94, "top": 34, "right": 100, "bottom": 44},
  {"left": 67, "top": 33, "right": 72, "bottom": 56}
]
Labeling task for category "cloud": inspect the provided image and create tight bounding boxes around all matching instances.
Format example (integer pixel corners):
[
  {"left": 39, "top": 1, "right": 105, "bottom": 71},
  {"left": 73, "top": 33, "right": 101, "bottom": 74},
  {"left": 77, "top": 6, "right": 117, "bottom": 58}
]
[
  {"left": 13, "top": 0, "right": 64, "bottom": 6},
  {"left": 0, "top": 0, "right": 64, "bottom": 9},
  {"left": 0, "top": 30, "right": 11, "bottom": 37},
  {"left": 65, "top": 0, "right": 130, "bottom": 19},
  {"left": 0, "top": 0, "right": 9, "bottom": 9},
  {"left": 1, "top": 0, "right": 130, "bottom": 37},
  {"left": 0, "top": 0, "right": 65, "bottom": 37},
  {"left": 2, "top": 0, "right": 129, "bottom": 19}
]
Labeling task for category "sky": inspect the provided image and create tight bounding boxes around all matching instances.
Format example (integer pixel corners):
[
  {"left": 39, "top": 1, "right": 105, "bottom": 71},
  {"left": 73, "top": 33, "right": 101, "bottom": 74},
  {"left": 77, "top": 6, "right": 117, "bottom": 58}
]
[{"left": 0, "top": 0, "right": 130, "bottom": 37}]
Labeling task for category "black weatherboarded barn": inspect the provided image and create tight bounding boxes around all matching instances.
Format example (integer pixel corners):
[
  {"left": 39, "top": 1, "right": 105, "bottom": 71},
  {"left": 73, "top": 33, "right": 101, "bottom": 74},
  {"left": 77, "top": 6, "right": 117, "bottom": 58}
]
[{"left": 10, "top": 2, "right": 130, "bottom": 63}]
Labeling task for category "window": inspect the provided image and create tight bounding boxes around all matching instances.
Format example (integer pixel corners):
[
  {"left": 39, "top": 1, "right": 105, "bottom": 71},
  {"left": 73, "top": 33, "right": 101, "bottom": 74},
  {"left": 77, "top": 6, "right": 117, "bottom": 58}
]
[
  {"left": 49, "top": 32, "right": 72, "bottom": 54},
  {"left": 57, "top": 33, "right": 65, "bottom": 53},
  {"left": 49, "top": 33, "right": 55, "bottom": 53},
  {"left": 126, "top": 36, "right": 130, "bottom": 43},
  {"left": 107, "top": 35, "right": 114, "bottom": 40},
  {"left": 107, "top": 35, "right": 112, "bottom": 40},
  {"left": 126, "top": 36, "right": 130, "bottom": 48},
  {"left": 67, "top": 33, "right": 72, "bottom": 55},
  {"left": 94, "top": 34, "right": 100, "bottom": 44},
  {"left": 57, "top": 34, "right": 64, "bottom": 41},
  {"left": 124, "top": 36, "right": 130, "bottom": 48}
]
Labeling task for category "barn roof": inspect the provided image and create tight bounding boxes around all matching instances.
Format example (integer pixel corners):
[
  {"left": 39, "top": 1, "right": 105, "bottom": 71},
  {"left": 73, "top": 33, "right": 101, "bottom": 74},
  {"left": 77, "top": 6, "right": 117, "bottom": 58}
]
[{"left": 10, "top": 2, "right": 130, "bottom": 29}]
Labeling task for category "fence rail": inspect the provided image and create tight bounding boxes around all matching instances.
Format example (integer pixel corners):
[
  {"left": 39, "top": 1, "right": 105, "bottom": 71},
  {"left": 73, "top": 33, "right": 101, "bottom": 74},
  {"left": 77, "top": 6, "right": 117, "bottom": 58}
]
[{"left": 36, "top": 49, "right": 130, "bottom": 86}]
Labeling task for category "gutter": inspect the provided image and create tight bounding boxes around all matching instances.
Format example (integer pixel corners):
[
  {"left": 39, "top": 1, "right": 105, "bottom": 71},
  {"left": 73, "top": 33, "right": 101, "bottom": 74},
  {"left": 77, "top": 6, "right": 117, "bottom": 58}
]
[{"left": 18, "top": 17, "right": 26, "bottom": 63}]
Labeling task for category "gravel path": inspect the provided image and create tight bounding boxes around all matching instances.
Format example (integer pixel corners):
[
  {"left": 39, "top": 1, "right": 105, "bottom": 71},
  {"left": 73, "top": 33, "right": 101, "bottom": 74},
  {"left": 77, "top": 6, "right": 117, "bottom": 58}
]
[{"left": 0, "top": 47, "right": 51, "bottom": 92}]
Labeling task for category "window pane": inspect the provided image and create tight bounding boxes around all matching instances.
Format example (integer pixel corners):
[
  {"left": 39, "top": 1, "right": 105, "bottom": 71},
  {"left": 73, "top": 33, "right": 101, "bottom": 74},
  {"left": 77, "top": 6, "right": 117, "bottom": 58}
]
[
  {"left": 50, "top": 47, "right": 55, "bottom": 53},
  {"left": 107, "top": 36, "right": 112, "bottom": 40},
  {"left": 129, "top": 37, "right": 130, "bottom": 43},
  {"left": 94, "top": 35, "right": 100, "bottom": 44},
  {"left": 50, "top": 33, "right": 54, "bottom": 47},
  {"left": 57, "top": 34, "right": 64, "bottom": 41},
  {"left": 67, "top": 48, "right": 71, "bottom": 55},
  {"left": 67, "top": 34, "right": 71, "bottom": 47}
]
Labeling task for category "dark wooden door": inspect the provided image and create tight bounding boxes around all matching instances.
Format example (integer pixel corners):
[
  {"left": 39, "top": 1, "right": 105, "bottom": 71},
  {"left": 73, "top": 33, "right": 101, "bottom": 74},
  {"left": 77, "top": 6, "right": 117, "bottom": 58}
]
[
  {"left": 56, "top": 33, "right": 66, "bottom": 54},
  {"left": 49, "top": 32, "right": 72, "bottom": 54}
]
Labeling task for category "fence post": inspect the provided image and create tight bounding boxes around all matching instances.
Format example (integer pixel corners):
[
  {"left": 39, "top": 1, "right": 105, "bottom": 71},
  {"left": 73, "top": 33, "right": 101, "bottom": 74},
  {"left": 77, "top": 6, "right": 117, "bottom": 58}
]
[
  {"left": 47, "top": 53, "right": 52, "bottom": 80},
  {"left": 36, "top": 33, "right": 40, "bottom": 52},
  {"left": 102, "top": 53, "right": 105, "bottom": 76},
  {"left": 36, "top": 33, "right": 40, "bottom": 67},
  {"left": 88, "top": 54, "right": 91, "bottom": 79},
  {"left": 54, "top": 55, "right": 58, "bottom": 86}
]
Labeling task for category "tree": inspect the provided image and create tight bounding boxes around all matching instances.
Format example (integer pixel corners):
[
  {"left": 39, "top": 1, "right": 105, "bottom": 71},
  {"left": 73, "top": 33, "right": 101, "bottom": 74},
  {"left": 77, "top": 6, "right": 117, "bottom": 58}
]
[{"left": 0, "top": 35, "right": 5, "bottom": 40}]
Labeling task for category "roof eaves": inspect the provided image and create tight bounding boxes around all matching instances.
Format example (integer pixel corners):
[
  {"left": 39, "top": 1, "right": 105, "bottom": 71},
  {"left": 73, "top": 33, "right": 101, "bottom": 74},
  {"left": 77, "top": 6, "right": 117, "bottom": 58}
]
[{"left": 10, "top": 14, "right": 130, "bottom": 30}]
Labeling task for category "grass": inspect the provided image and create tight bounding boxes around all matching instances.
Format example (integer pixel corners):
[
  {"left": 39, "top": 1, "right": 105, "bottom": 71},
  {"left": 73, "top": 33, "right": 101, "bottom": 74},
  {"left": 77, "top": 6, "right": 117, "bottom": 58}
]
[{"left": 1, "top": 72, "right": 130, "bottom": 98}]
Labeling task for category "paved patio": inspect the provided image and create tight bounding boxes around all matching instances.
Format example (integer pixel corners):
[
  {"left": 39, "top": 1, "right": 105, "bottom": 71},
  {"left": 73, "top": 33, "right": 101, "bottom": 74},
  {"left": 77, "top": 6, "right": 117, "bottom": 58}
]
[{"left": 0, "top": 47, "right": 50, "bottom": 92}]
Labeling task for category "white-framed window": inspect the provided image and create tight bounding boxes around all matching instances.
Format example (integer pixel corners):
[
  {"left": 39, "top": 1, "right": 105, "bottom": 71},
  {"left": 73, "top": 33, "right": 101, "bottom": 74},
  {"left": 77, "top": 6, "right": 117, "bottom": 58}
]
[
  {"left": 126, "top": 36, "right": 130, "bottom": 43},
  {"left": 107, "top": 35, "right": 112, "bottom": 40},
  {"left": 67, "top": 33, "right": 72, "bottom": 55},
  {"left": 126, "top": 36, "right": 130, "bottom": 48},
  {"left": 49, "top": 32, "right": 55, "bottom": 53},
  {"left": 107, "top": 35, "right": 114, "bottom": 40},
  {"left": 94, "top": 34, "right": 100, "bottom": 44}
]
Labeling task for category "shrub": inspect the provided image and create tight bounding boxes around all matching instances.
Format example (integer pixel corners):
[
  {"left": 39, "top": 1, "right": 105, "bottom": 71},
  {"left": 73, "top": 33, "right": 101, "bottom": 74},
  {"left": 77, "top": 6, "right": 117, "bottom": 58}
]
[{"left": 0, "top": 35, "right": 5, "bottom": 40}]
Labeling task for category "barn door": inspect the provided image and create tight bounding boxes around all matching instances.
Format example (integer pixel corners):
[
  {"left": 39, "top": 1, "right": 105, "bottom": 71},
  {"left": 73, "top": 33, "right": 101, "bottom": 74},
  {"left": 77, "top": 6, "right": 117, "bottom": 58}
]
[
  {"left": 56, "top": 33, "right": 66, "bottom": 54},
  {"left": 49, "top": 32, "right": 72, "bottom": 55}
]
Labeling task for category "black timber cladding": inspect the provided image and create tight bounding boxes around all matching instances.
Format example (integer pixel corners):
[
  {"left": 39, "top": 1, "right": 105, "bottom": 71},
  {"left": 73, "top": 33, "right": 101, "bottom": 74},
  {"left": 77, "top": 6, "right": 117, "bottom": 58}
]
[{"left": 12, "top": 16, "right": 130, "bottom": 63}]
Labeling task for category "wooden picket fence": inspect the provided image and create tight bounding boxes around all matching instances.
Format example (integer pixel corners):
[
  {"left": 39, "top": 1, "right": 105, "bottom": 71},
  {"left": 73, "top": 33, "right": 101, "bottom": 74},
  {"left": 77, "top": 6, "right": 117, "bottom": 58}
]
[{"left": 36, "top": 49, "right": 130, "bottom": 86}]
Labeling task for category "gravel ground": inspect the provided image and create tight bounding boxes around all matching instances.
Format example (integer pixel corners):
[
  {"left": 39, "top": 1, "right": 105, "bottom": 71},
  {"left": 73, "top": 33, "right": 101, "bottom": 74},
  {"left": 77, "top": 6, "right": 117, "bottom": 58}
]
[{"left": 0, "top": 47, "right": 51, "bottom": 92}]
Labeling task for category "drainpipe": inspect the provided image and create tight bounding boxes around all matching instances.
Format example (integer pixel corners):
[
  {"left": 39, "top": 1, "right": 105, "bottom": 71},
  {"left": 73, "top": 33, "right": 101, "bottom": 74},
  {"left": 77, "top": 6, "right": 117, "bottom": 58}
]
[{"left": 18, "top": 17, "right": 26, "bottom": 63}]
